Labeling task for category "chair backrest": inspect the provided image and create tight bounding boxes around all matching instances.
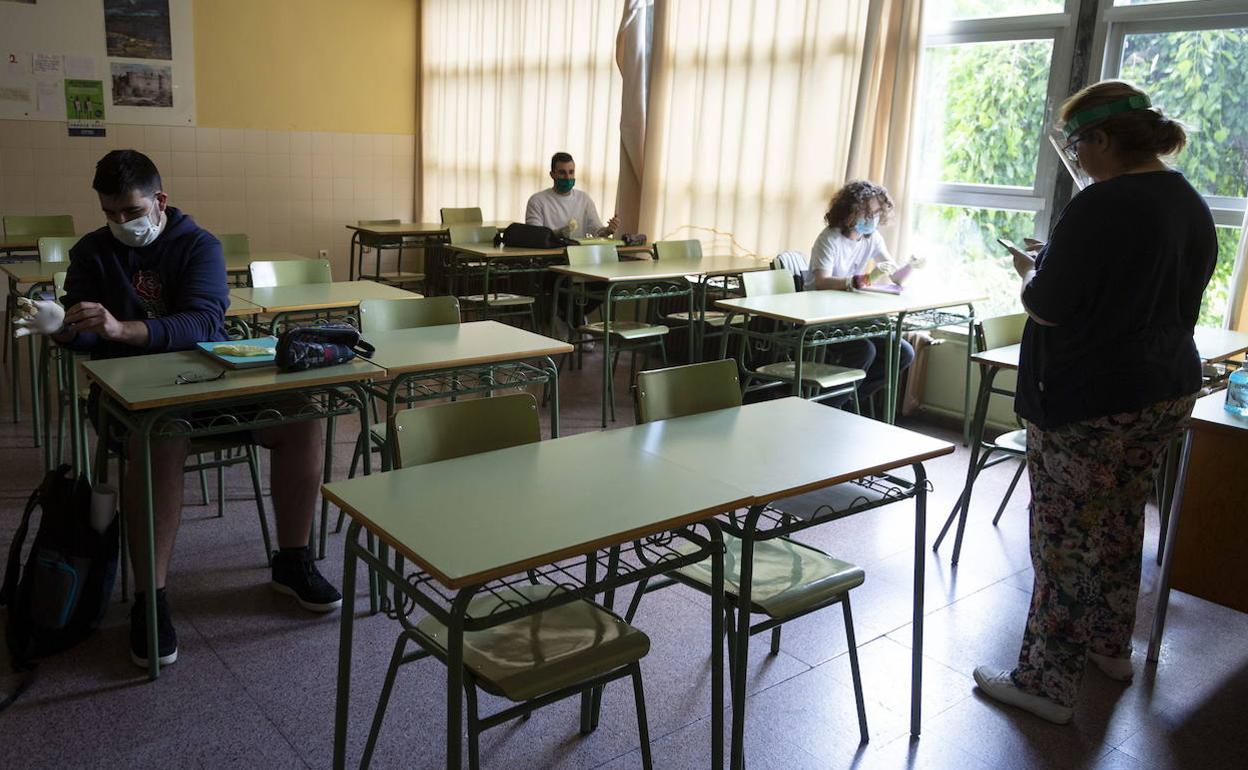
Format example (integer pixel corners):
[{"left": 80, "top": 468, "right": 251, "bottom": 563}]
[
  {"left": 447, "top": 224, "right": 496, "bottom": 245},
  {"left": 978, "top": 312, "right": 1027, "bottom": 350},
  {"left": 741, "top": 268, "right": 797, "bottom": 297},
  {"left": 565, "top": 243, "right": 618, "bottom": 265},
  {"left": 634, "top": 359, "right": 742, "bottom": 423},
  {"left": 218, "top": 233, "right": 250, "bottom": 258},
  {"left": 654, "top": 239, "right": 702, "bottom": 261},
  {"left": 4, "top": 214, "right": 74, "bottom": 238},
  {"left": 37, "top": 236, "right": 81, "bottom": 264},
  {"left": 53, "top": 271, "right": 68, "bottom": 300},
  {"left": 391, "top": 393, "right": 541, "bottom": 469},
  {"left": 358, "top": 296, "right": 460, "bottom": 332},
  {"left": 249, "top": 259, "right": 332, "bottom": 288},
  {"left": 441, "top": 207, "right": 484, "bottom": 225}
]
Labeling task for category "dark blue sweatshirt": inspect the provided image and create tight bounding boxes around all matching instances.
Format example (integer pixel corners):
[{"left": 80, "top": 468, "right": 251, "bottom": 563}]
[{"left": 61, "top": 207, "right": 228, "bottom": 359}]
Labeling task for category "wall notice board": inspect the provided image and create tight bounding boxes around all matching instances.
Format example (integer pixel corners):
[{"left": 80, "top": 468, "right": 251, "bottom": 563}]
[{"left": 0, "top": 0, "right": 195, "bottom": 126}]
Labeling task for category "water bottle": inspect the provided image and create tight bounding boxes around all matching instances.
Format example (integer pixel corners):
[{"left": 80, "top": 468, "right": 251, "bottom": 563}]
[{"left": 1227, "top": 365, "right": 1248, "bottom": 417}]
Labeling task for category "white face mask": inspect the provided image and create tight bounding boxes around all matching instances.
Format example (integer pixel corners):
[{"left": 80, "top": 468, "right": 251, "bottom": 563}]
[{"left": 108, "top": 202, "right": 165, "bottom": 248}]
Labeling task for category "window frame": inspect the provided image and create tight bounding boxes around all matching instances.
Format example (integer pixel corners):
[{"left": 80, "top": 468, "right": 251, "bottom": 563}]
[
  {"left": 914, "top": 2, "right": 1082, "bottom": 239},
  {"left": 1092, "top": 1, "right": 1248, "bottom": 228}
]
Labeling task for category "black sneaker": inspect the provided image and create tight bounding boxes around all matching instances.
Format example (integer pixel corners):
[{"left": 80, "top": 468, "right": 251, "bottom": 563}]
[
  {"left": 130, "top": 589, "right": 178, "bottom": 669},
  {"left": 270, "top": 547, "right": 343, "bottom": 612}
]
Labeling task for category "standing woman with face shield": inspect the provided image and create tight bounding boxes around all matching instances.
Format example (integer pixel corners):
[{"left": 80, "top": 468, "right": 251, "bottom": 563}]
[{"left": 974, "top": 81, "right": 1217, "bottom": 723}]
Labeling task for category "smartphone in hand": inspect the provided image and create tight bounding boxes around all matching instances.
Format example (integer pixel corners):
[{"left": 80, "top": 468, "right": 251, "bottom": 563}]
[{"left": 996, "top": 237, "right": 1024, "bottom": 256}]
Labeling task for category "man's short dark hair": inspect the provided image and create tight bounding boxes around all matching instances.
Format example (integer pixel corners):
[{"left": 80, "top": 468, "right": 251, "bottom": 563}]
[
  {"left": 550, "top": 151, "right": 574, "bottom": 171},
  {"left": 92, "top": 149, "right": 162, "bottom": 197}
]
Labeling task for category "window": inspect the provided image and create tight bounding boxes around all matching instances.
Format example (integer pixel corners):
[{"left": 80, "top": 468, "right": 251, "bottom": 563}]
[
  {"left": 910, "top": 2, "right": 1076, "bottom": 318},
  {"left": 1097, "top": 1, "right": 1248, "bottom": 325}
]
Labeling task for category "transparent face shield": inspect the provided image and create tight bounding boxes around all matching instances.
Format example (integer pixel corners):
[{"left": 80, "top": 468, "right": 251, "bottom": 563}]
[{"left": 1048, "top": 128, "right": 1093, "bottom": 191}]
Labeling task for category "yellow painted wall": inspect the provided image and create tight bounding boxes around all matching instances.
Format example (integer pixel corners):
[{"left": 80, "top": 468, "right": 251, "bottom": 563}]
[{"left": 193, "top": 0, "right": 417, "bottom": 134}]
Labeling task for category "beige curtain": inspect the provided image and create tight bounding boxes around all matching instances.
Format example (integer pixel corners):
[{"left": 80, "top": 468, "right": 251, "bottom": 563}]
[
  {"left": 637, "top": 0, "right": 870, "bottom": 258},
  {"left": 845, "top": 0, "right": 925, "bottom": 258},
  {"left": 419, "top": 0, "right": 625, "bottom": 222}
]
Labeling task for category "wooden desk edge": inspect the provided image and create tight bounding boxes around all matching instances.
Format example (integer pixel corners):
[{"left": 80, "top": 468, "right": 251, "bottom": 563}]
[
  {"left": 323, "top": 490, "right": 753, "bottom": 590},
  {"left": 84, "top": 360, "right": 383, "bottom": 411},
  {"left": 376, "top": 343, "right": 574, "bottom": 375}
]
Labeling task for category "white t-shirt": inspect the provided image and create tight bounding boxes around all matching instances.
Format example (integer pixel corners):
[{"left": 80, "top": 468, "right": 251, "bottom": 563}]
[
  {"left": 809, "top": 227, "right": 892, "bottom": 278},
  {"left": 524, "top": 188, "right": 603, "bottom": 238}
]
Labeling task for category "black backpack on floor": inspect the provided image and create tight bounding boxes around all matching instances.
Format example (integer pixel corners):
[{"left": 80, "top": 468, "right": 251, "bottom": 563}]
[{"left": 1, "top": 465, "right": 118, "bottom": 710}]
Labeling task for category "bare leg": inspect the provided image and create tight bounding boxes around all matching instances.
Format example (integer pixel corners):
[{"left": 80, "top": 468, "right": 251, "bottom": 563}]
[
  {"left": 254, "top": 420, "right": 324, "bottom": 548},
  {"left": 125, "top": 435, "right": 190, "bottom": 594}
]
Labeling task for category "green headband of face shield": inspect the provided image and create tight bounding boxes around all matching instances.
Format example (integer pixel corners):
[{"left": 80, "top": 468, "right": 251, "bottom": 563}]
[{"left": 1063, "top": 94, "right": 1152, "bottom": 138}]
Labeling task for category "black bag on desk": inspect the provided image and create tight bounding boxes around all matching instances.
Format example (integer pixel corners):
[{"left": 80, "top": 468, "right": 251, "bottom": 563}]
[
  {"left": 498, "top": 222, "right": 575, "bottom": 249},
  {"left": 275, "top": 323, "right": 376, "bottom": 372},
  {"left": 1, "top": 466, "right": 119, "bottom": 710}
]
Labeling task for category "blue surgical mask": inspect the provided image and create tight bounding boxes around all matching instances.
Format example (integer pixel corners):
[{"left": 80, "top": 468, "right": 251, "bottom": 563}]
[{"left": 853, "top": 215, "right": 879, "bottom": 236}]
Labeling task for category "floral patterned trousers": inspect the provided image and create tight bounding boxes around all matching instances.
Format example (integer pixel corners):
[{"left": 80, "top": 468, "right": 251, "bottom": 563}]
[{"left": 1012, "top": 394, "right": 1197, "bottom": 707}]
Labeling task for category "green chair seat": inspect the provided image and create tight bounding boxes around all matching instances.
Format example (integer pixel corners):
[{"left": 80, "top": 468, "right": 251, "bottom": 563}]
[
  {"left": 414, "top": 584, "right": 650, "bottom": 702},
  {"left": 994, "top": 428, "right": 1027, "bottom": 454},
  {"left": 676, "top": 535, "right": 864, "bottom": 619},
  {"left": 754, "top": 361, "right": 866, "bottom": 389},
  {"left": 662, "top": 310, "right": 745, "bottom": 327},
  {"left": 461, "top": 292, "right": 535, "bottom": 307},
  {"left": 371, "top": 270, "right": 426, "bottom": 283},
  {"left": 579, "top": 320, "right": 669, "bottom": 340}
]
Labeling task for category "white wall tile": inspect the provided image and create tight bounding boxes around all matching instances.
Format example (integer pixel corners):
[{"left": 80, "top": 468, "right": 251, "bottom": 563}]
[
  {"left": 170, "top": 126, "right": 196, "bottom": 152},
  {"left": 143, "top": 125, "right": 171, "bottom": 151},
  {"left": 195, "top": 127, "right": 220, "bottom": 153}
]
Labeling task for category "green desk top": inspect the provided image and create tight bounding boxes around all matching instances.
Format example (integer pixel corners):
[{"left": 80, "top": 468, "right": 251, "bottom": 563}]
[
  {"left": 716, "top": 283, "right": 984, "bottom": 325},
  {"left": 347, "top": 221, "right": 512, "bottom": 237},
  {"left": 968, "top": 327, "right": 1242, "bottom": 372},
  {"left": 323, "top": 397, "right": 951, "bottom": 588},
  {"left": 224, "top": 296, "right": 262, "bottom": 317},
  {"left": 2, "top": 261, "right": 63, "bottom": 284},
  {"left": 83, "top": 349, "right": 382, "bottom": 411},
  {"left": 549, "top": 256, "right": 768, "bottom": 282},
  {"left": 631, "top": 397, "right": 954, "bottom": 500},
  {"left": 224, "top": 252, "right": 309, "bottom": 274},
  {"left": 364, "top": 320, "right": 572, "bottom": 375},
  {"left": 323, "top": 426, "right": 755, "bottom": 588},
  {"left": 1194, "top": 326, "right": 1248, "bottom": 364},
  {"left": 972, "top": 343, "right": 1021, "bottom": 370},
  {"left": 447, "top": 243, "right": 655, "bottom": 260},
  {"left": 0, "top": 236, "right": 42, "bottom": 251},
  {"left": 229, "top": 281, "right": 420, "bottom": 313},
  {"left": 1191, "top": 391, "right": 1248, "bottom": 435}
]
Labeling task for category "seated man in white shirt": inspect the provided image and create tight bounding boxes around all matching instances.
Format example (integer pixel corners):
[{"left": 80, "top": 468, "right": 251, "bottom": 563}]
[
  {"left": 810, "top": 180, "right": 917, "bottom": 408},
  {"left": 528, "top": 151, "right": 620, "bottom": 322},
  {"left": 525, "top": 151, "right": 620, "bottom": 238}
]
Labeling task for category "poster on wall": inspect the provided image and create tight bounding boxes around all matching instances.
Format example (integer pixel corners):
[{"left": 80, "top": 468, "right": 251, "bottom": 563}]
[
  {"left": 111, "top": 61, "right": 171, "bottom": 107},
  {"left": 103, "top": 0, "right": 172, "bottom": 60},
  {"left": 65, "top": 78, "right": 105, "bottom": 136}
]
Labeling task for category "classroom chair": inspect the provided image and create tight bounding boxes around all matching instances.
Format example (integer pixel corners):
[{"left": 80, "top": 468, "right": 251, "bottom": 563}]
[
  {"left": 3, "top": 213, "right": 75, "bottom": 241},
  {"left": 627, "top": 359, "right": 869, "bottom": 743},
  {"left": 563, "top": 243, "right": 670, "bottom": 421},
  {"left": 356, "top": 218, "right": 425, "bottom": 290},
  {"left": 6, "top": 236, "right": 80, "bottom": 420},
  {"left": 359, "top": 393, "right": 655, "bottom": 770},
  {"left": 46, "top": 273, "right": 270, "bottom": 604},
  {"left": 932, "top": 313, "right": 1029, "bottom": 563},
  {"left": 218, "top": 233, "right": 250, "bottom": 258},
  {"left": 735, "top": 268, "right": 866, "bottom": 408},
  {"left": 653, "top": 239, "right": 745, "bottom": 353},
  {"left": 440, "top": 206, "right": 484, "bottom": 225},
  {"left": 448, "top": 224, "right": 538, "bottom": 328},
  {"left": 248, "top": 258, "right": 332, "bottom": 287}
]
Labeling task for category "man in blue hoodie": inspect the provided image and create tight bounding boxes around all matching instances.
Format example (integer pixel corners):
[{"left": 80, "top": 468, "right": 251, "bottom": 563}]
[{"left": 40, "top": 150, "right": 341, "bottom": 669}]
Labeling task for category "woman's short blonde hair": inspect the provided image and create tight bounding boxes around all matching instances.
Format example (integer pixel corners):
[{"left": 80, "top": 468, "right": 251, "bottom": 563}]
[{"left": 1060, "top": 80, "right": 1187, "bottom": 161}]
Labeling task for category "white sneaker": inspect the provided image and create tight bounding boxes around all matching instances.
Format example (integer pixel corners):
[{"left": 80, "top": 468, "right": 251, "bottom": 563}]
[
  {"left": 1087, "top": 651, "right": 1133, "bottom": 682},
  {"left": 973, "top": 666, "right": 1073, "bottom": 725}
]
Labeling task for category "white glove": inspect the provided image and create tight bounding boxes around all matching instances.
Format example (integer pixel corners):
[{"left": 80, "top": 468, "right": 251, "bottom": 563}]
[
  {"left": 563, "top": 218, "right": 579, "bottom": 237},
  {"left": 13, "top": 297, "right": 65, "bottom": 338},
  {"left": 873, "top": 260, "right": 899, "bottom": 276}
]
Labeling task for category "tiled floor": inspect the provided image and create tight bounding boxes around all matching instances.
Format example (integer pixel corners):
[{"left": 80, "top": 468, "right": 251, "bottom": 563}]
[{"left": 1, "top": 344, "right": 1246, "bottom": 769}]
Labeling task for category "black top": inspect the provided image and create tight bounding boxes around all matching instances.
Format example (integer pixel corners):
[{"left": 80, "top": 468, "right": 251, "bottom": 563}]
[
  {"left": 1016, "top": 170, "right": 1216, "bottom": 429},
  {"left": 62, "top": 207, "right": 228, "bottom": 359}
]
